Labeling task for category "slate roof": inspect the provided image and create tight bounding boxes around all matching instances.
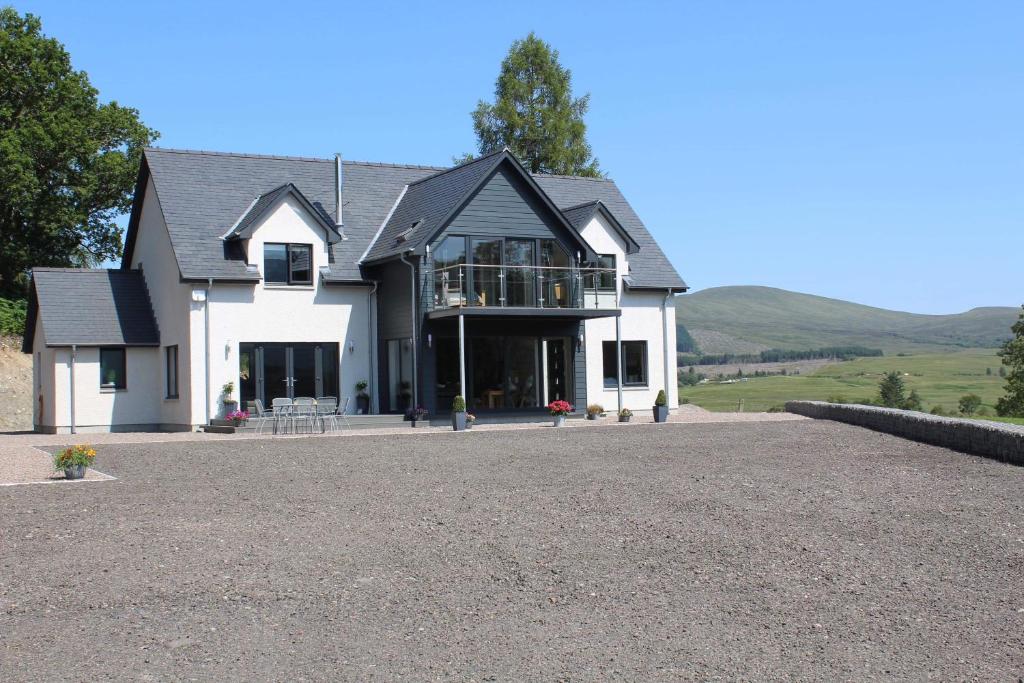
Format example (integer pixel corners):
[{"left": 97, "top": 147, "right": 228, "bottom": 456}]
[
  {"left": 561, "top": 200, "right": 640, "bottom": 255},
  {"left": 128, "top": 147, "right": 686, "bottom": 290},
  {"left": 23, "top": 269, "right": 160, "bottom": 352},
  {"left": 222, "top": 183, "right": 342, "bottom": 243}
]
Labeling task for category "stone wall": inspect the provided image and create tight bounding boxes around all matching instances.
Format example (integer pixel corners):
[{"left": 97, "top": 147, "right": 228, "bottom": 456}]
[{"left": 785, "top": 401, "right": 1024, "bottom": 466}]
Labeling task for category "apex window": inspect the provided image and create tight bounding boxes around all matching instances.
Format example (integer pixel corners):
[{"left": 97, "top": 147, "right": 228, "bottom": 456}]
[
  {"left": 602, "top": 340, "right": 648, "bottom": 387},
  {"left": 586, "top": 254, "right": 616, "bottom": 291},
  {"left": 264, "top": 243, "right": 312, "bottom": 285}
]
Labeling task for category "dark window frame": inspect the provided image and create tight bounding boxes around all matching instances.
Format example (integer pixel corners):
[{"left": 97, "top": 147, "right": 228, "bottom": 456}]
[
  {"left": 584, "top": 254, "right": 616, "bottom": 291},
  {"left": 100, "top": 348, "right": 127, "bottom": 390},
  {"left": 602, "top": 340, "right": 649, "bottom": 388},
  {"left": 264, "top": 242, "right": 313, "bottom": 285},
  {"left": 165, "top": 345, "right": 179, "bottom": 399}
]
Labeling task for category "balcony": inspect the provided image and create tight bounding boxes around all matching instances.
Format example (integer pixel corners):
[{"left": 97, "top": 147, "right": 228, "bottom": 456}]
[{"left": 429, "top": 264, "right": 619, "bottom": 319}]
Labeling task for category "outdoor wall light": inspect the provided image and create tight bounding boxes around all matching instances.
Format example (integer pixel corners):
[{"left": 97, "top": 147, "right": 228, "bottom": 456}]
[
  {"left": 348, "top": 341, "right": 355, "bottom": 353},
  {"left": 427, "top": 333, "right": 432, "bottom": 348}
]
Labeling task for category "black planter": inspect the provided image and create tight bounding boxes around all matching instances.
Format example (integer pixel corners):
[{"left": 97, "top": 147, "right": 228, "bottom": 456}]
[
  {"left": 653, "top": 405, "right": 669, "bottom": 423},
  {"left": 452, "top": 411, "right": 467, "bottom": 431},
  {"left": 356, "top": 394, "right": 370, "bottom": 415}
]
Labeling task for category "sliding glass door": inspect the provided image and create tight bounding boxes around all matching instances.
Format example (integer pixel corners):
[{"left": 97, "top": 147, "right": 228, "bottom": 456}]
[{"left": 238, "top": 342, "right": 339, "bottom": 407}]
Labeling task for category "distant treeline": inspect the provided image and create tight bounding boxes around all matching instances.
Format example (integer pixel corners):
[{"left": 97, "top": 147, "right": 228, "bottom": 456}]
[{"left": 677, "top": 346, "right": 884, "bottom": 366}]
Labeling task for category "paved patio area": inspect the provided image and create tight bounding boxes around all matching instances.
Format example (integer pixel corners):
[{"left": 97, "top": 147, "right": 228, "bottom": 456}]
[{"left": 1, "top": 420, "right": 1021, "bottom": 680}]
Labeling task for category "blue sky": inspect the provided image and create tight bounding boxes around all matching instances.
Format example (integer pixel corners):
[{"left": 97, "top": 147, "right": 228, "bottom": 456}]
[{"left": 16, "top": 0, "right": 1023, "bottom": 314}]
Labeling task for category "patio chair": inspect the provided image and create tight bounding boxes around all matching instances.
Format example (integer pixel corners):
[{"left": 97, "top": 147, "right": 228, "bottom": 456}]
[
  {"left": 316, "top": 397, "right": 338, "bottom": 432},
  {"left": 271, "top": 397, "right": 293, "bottom": 434},
  {"left": 252, "top": 398, "right": 274, "bottom": 435},
  {"left": 337, "top": 396, "right": 353, "bottom": 429},
  {"left": 292, "top": 397, "right": 316, "bottom": 434}
]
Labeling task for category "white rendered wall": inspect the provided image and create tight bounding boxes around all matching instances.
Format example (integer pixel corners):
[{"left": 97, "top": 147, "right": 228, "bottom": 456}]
[
  {"left": 193, "top": 196, "right": 372, "bottom": 420},
  {"left": 581, "top": 213, "right": 678, "bottom": 411},
  {"left": 32, "top": 318, "right": 56, "bottom": 430},
  {"left": 129, "top": 176, "right": 194, "bottom": 428},
  {"left": 47, "top": 347, "right": 162, "bottom": 433}
]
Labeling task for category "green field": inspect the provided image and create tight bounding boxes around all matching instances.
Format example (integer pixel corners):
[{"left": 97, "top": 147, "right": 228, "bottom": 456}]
[{"left": 679, "top": 349, "right": 1011, "bottom": 414}]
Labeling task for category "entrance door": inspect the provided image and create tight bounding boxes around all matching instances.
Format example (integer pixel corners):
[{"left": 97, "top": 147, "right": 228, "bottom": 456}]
[
  {"left": 545, "top": 338, "right": 569, "bottom": 403},
  {"left": 239, "top": 343, "right": 339, "bottom": 406}
]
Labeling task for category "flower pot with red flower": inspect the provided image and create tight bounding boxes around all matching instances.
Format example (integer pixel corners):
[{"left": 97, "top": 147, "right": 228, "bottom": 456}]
[{"left": 547, "top": 400, "right": 573, "bottom": 427}]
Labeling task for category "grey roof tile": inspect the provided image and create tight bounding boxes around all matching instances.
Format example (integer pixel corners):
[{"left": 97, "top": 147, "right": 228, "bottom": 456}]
[
  {"left": 26, "top": 268, "right": 160, "bottom": 348},
  {"left": 133, "top": 147, "right": 686, "bottom": 290}
]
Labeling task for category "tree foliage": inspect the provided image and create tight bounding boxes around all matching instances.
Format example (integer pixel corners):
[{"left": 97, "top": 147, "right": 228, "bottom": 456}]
[
  {"left": 0, "top": 8, "right": 157, "bottom": 296},
  {"left": 0, "top": 296, "right": 26, "bottom": 336},
  {"left": 958, "top": 393, "right": 982, "bottom": 416},
  {"left": 877, "top": 371, "right": 907, "bottom": 408},
  {"left": 469, "top": 33, "right": 601, "bottom": 177},
  {"left": 996, "top": 306, "right": 1024, "bottom": 417}
]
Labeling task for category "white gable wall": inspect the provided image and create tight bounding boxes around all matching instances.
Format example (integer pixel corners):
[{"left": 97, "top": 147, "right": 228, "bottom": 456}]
[
  {"left": 129, "top": 176, "right": 194, "bottom": 429},
  {"left": 193, "top": 196, "right": 372, "bottom": 419},
  {"left": 581, "top": 213, "right": 678, "bottom": 411}
]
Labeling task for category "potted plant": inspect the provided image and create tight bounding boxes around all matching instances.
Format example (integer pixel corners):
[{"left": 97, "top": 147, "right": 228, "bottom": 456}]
[
  {"left": 54, "top": 444, "right": 96, "bottom": 480},
  {"left": 406, "top": 405, "right": 428, "bottom": 427},
  {"left": 451, "top": 395, "right": 468, "bottom": 431},
  {"left": 653, "top": 390, "right": 669, "bottom": 423},
  {"left": 398, "top": 381, "right": 412, "bottom": 412},
  {"left": 222, "top": 381, "right": 237, "bottom": 414},
  {"left": 227, "top": 409, "right": 249, "bottom": 427},
  {"left": 618, "top": 408, "right": 633, "bottom": 423},
  {"left": 466, "top": 413, "right": 476, "bottom": 429},
  {"left": 547, "top": 399, "right": 573, "bottom": 427},
  {"left": 355, "top": 380, "right": 370, "bottom": 414},
  {"left": 586, "top": 404, "right": 603, "bottom": 420}
]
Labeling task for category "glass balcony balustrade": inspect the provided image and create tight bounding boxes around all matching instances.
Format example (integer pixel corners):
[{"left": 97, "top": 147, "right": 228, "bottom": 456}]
[{"left": 431, "top": 264, "right": 618, "bottom": 311}]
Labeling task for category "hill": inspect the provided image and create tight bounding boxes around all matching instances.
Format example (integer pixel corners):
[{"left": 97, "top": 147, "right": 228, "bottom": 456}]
[{"left": 676, "top": 286, "right": 1018, "bottom": 355}]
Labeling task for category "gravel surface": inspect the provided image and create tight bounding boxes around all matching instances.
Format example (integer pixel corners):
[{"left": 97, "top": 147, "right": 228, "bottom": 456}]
[{"left": 2, "top": 421, "right": 1022, "bottom": 680}]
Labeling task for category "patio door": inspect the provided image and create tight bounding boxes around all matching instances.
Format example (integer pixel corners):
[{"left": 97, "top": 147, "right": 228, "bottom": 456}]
[
  {"left": 544, "top": 338, "right": 569, "bottom": 403},
  {"left": 239, "top": 342, "right": 338, "bottom": 406}
]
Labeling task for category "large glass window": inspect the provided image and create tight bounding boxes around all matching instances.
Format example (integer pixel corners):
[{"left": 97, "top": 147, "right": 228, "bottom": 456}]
[
  {"left": 433, "top": 237, "right": 467, "bottom": 307},
  {"left": 540, "top": 239, "right": 570, "bottom": 307},
  {"left": 602, "top": 340, "right": 648, "bottom": 387},
  {"left": 264, "top": 243, "right": 312, "bottom": 285},
  {"left": 588, "top": 254, "right": 616, "bottom": 291},
  {"left": 471, "top": 238, "right": 502, "bottom": 306},
  {"left": 504, "top": 239, "right": 536, "bottom": 307},
  {"left": 165, "top": 345, "right": 178, "bottom": 398},
  {"left": 100, "top": 348, "right": 126, "bottom": 389}
]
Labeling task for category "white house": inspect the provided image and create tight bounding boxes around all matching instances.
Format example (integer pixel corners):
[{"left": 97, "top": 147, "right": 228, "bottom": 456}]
[{"left": 24, "top": 147, "right": 687, "bottom": 433}]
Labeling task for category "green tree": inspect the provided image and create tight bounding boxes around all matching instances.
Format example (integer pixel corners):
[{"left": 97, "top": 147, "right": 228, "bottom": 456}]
[
  {"left": 996, "top": 306, "right": 1024, "bottom": 417},
  {"left": 902, "top": 389, "right": 923, "bottom": 412},
  {"left": 877, "top": 371, "right": 907, "bottom": 408},
  {"left": 0, "top": 9, "right": 157, "bottom": 296},
  {"left": 468, "top": 33, "right": 601, "bottom": 177},
  {"left": 958, "top": 393, "right": 982, "bottom": 416}
]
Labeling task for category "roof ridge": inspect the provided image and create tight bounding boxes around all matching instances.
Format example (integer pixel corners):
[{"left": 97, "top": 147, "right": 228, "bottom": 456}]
[
  {"left": 145, "top": 146, "right": 446, "bottom": 171},
  {"left": 32, "top": 267, "right": 124, "bottom": 273},
  {"left": 406, "top": 148, "right": 508, "bottom": 187},
  {"left": 533, "top": 172, "right": 613, "bottom": 182}
]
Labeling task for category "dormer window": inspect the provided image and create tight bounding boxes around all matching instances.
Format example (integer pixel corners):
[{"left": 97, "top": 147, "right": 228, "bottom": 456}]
[{"left": 264, "top": 243, "right": 312, "bottom": 285}]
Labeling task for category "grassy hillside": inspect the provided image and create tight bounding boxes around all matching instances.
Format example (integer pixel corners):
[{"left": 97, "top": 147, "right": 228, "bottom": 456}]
[
  {"left": 679, "top": 349, "right": 1007, "bottom": 413},
  {"left": 677, "top": 286, "right": 1018, "bottom": 355}
]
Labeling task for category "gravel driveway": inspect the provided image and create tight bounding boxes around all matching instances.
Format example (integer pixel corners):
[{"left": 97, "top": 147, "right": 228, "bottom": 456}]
[{"left": 2, "top": 421, "right": 1022, "bottom": 680}]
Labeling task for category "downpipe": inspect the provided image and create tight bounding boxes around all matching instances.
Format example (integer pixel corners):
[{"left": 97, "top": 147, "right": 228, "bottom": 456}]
[
  {"left": 366, "top": 280, "right": 379, "bottom": 414},
  {"left": 205, "top": 278, "right": 213, "bottom": 426},
  {"left": 663, "top": 290, "right": 673, "bottom": 410},
  {"left": 399, "top": 251, "right": 418, "bottom": 408}
]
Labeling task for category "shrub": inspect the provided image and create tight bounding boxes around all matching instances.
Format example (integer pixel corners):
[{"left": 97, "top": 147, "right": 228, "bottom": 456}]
[
  {"left": 901, "top": 390, "right": 923, "bottom": 412},
  {"left": 452, "top": 395, "right": 466, "bottom": 412},
  {"left": 654, "top": 390, "right": 667, "bottom": 407},
  {"left": 958, "top": 393, "right": 982, "bottom": 416},
  {"left": 767, "top": 404, "right": 786, "bottom": 413},
  {"left": 0, "top": 297, "right": 27, "bottom": 337},
  {"left": 618, "top": 408, "right": 633, "bottom": 417},
  {"left": 356, "top": 379, "right": 369, "bottom": 393},
  {"left": 221, "top": 381, "right": 235, "bottom": 398},
  {"left": 53, "top": 444, "right": 96, "bottom": 470},
  {"left": 586, "top": 404, "right": 604, "bottom": 417}
]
